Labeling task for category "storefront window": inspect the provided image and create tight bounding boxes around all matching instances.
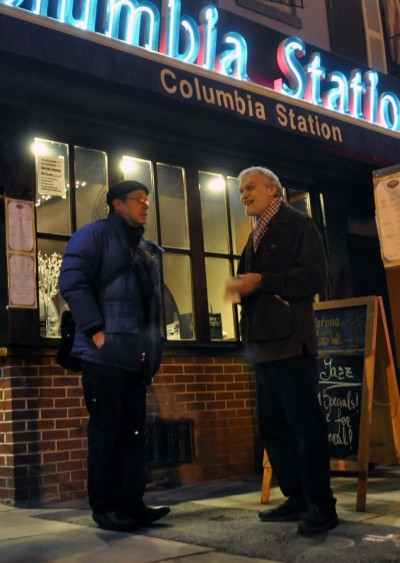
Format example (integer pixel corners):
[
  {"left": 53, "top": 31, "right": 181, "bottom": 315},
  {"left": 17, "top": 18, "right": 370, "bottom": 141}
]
[
  {"left": 34, "top": 142, "right": 109, "bottom": 338},
  {"left": 33, "top": 139, "right": 251, "bottom": 344},
  {"left": 122, "top": 157, "right": 193, "bottom": 341},
  {"left": 157, "top": 163, "right": 189, "bottom": 249},
  {"left": 121, "top": 155, "right": 156, "bottom": 241},
  {"left": 34, "top": 138, "right": 71, "bottom": 235},
  {"left": 227, "top": 176, "right": 252, "bottom": 254},
  {"left": 286, "top": 188, "right": 311, "bottom": 216},
  {"left": 75, "top": 146, "right": 108, "bottom": 228},
  {"left": 162, "top": 253, "right": 194, "bottom": 340},
  {"left": 200, "top": 171, "right": 251, "bottom": 341},
  {"left": 37, "top": 239, "right": 67, "bottom": 338},
  {"left": 205, "top": 257, "right": 236, "bottom": 340},
  {"left": 199, "top": 172, "right": 229, "bottom": 254}
]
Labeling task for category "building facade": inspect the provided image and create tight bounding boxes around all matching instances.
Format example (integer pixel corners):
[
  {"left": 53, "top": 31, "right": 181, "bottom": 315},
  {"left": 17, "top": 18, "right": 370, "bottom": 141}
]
[{"left": 1, "top": 0, "right": 399, "bottom": 503}]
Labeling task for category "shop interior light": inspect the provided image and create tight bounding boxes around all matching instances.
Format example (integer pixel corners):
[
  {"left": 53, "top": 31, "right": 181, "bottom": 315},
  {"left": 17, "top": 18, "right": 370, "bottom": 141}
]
[
  {"left": 208, "top": 178, "right": 224, "bottom": 192},
  {"left": 121, "top": 156, "right": 137, "bottom": 176},
  {"left": 31, "top": 140, "right": 49, "bottom": 156}
]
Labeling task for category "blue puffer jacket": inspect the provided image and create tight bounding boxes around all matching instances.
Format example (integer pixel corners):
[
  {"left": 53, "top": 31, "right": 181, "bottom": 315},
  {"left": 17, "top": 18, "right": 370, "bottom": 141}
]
[{"left": 59, "top": 213, "right": 163, "bottom": 378}]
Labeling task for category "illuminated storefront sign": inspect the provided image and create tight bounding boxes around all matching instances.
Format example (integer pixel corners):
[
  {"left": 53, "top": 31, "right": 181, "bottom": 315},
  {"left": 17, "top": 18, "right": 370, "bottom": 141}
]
[
  {"left": 0, "top": 0, "right": 249, "bottom": 79},
  {"left": 1, "top": 0, "right": 400, "bottom": 133},
  {"left": 274, "top": 36, "right": 400, "bottom": 132}
]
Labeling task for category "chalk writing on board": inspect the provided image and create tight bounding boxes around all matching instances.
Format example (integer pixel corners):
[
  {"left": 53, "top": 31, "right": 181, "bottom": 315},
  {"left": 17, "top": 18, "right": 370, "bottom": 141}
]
[{"left": 317, "top": 355, "right": 363, "bottom": 459}]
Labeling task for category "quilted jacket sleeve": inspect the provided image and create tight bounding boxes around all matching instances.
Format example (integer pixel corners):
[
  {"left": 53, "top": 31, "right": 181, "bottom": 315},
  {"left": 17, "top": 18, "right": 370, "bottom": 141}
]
[{"left": 58, "top": 223, "right": 105, "bottom": 333}]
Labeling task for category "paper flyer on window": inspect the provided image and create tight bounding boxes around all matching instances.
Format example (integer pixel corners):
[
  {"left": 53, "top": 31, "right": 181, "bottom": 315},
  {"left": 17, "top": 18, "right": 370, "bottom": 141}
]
[{"left": 37, "top": 154, "right": 66, "bottom": 196}]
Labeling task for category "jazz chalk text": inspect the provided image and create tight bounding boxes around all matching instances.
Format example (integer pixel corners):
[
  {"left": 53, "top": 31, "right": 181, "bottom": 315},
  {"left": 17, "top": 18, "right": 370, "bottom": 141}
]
[{"left": 317, "top": 354, "right": 364, "bottom": 460}]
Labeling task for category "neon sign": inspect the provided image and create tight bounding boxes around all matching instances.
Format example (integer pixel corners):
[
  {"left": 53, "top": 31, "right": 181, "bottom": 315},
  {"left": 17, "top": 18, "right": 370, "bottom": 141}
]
[
  {"left": 0, "top": 0, "right": 249, "bottom": 79},
  {"left": 1, "top": 0, "right": 400, "bottom": 133},
  {"left": 274, "top": 36, "right": 400, "bottom": 132}
]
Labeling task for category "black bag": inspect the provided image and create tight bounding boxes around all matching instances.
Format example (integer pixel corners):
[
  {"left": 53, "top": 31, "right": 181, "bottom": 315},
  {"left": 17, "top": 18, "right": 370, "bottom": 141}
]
[{"left": 56, "top": 310, "right": 82, "bottom": 372}]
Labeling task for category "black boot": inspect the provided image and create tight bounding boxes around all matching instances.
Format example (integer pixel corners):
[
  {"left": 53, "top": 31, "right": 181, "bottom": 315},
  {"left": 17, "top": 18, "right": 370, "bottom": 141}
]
[
  {"left": 133, "top": 505, "right": 171, "bottom": 525},
  {"left": 92, "top": 510, "right": 137, "bottom": 531},
  {"left": 259, "top": 496, "right": 308, "bottom": 522}
]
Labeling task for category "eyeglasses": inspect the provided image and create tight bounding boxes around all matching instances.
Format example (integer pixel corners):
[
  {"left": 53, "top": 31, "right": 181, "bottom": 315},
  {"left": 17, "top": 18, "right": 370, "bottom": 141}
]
[{"left": 124, "top": 195, "right": 149, "bottom": 206}]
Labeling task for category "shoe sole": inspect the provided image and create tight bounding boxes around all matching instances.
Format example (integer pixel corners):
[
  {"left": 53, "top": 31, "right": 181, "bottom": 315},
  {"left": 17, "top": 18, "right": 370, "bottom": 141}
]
[
  {"left": 136, "top": 508, "right": 171, "bottom": 526},
  {"left": 259, "top": 512, "right": 304, "bottom": 522},
  {"left": 92, "top": 516, "right": 137, "bottom": 532},
  {"left": 94, "top": 523, "right": 136, "bottom": 531}
]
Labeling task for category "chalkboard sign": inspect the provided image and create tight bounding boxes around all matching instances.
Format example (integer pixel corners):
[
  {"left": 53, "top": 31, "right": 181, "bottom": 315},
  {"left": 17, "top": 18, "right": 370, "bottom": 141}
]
[
  {"left": 316, "top": 354, "right": 363, "bottom": 460},
  {"left": 314, "top": 303, "right": 368, "bottom": 460},
  {"left": 261, "top": 296, "right": 400, "bottom": 510}
]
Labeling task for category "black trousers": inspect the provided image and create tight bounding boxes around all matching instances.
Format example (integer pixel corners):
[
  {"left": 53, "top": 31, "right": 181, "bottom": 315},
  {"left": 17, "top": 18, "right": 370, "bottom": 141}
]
[
  {"left": 81, "top": 361, "right": 147, "bottom": 514},
  {"left": 255, "top": 354, "right": 335, "bottom": 509}
]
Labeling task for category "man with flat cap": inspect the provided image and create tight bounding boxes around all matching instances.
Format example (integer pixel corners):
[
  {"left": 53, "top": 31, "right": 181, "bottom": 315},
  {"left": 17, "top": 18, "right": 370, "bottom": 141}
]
[{"left": 59, "top": 180, "right": 169, "bottom": 531}]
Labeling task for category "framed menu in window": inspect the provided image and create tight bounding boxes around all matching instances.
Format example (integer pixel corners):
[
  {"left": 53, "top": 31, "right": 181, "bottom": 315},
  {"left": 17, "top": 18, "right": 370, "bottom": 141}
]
[{"left": 5, "top": 198, "right": 37, "bottom": 308}]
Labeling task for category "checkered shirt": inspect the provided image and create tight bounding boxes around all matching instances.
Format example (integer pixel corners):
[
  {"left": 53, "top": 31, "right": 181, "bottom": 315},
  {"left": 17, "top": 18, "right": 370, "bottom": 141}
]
[{"left": 253, "top": 198, "right": 282, "bottom": 252}]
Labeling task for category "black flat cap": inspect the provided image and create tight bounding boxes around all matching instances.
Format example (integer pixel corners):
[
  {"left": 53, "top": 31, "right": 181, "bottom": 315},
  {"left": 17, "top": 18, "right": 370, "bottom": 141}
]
[{"left": 106, "top": 180, "right": 149, "bottom": 206}]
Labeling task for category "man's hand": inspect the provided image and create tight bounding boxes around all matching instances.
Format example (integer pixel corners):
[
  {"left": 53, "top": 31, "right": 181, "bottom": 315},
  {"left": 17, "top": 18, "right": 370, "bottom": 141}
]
[
  {"left": 92, "top": 331, "right": 105, "bottom": 349},
  {"left": 236, "top": 273, "right": 262, "bottom": 296}
]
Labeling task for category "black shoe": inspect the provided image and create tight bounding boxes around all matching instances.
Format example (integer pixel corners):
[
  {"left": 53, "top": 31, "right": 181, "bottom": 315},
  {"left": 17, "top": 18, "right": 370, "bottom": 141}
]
[
  {"left": 259, "top": 496, "right": 308, "bottom": 522},
  {"left": 133, "top": 505, "right": 170, "bottom": 525},
  {"left": 297, "top": 505, "right": 339, "bottom": 535},
  {"left": 92, "top": 510, "right": 137, "bottom": 532}
]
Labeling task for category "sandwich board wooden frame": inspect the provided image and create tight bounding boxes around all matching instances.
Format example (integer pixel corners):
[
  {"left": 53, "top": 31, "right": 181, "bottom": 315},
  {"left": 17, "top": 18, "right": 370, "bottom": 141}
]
[
  {"left": 261, "top": 296, "right": 400, "bottom": 511},
  {"left": 373, "top": 165, "right": 400, "bottom": 369}
]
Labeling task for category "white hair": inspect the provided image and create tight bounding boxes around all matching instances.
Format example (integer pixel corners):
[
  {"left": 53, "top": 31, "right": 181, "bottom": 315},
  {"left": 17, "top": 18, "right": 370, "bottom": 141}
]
[{"left": 238, "top": 166, "right": 283, "bottom": 197}]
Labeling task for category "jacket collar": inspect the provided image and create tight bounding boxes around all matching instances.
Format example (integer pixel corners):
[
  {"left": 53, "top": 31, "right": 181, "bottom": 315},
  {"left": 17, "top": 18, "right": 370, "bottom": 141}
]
[
  {"left": 107, "top": 211, "right": 145, "bottom": 236},
  {"left": 273, "top": 202, "right": 291, "bottom": 224}
]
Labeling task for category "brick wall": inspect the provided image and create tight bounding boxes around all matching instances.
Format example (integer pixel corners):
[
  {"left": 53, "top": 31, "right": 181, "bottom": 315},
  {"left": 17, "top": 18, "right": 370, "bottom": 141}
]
[
  {"left": 149, "top": 355, "right": 259, "bottom": 486},
  {"left": 0, "top": 351, "right": 259, "bottom": 505},
  {"left": 0, "top": 354, "right": 88, "bottom": 504}
]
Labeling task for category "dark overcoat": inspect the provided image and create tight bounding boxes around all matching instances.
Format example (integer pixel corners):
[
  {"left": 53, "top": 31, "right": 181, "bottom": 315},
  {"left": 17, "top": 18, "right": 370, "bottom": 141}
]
[{"left": 237, "top": 203, "right": 328, "bottom": 363}]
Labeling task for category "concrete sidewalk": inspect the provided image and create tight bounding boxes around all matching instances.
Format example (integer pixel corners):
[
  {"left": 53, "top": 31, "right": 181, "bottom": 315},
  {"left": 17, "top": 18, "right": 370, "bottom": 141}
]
[
  {"left": 0, "top": 487, "right": 275, "bottom": 563},
  {"left": 1, "top": 468, "right": 400, "bottom": 562},
  {"left": 0, "top": 503, "right": 273, "bottom": 562}
]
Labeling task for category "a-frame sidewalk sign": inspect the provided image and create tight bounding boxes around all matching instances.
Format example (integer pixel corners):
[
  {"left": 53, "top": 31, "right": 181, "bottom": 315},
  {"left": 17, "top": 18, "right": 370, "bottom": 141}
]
[
  {"left": 261, "top": 296, "right": 400, "bottom": 511},
  {"left": 373, "top": 164, "right": 400, "bottom": 370}
]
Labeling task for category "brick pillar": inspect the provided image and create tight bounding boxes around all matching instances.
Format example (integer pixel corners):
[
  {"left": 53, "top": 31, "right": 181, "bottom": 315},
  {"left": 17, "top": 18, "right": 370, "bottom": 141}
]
[{"left": 0, "top": 352, "right": 87, "bottom": 504}]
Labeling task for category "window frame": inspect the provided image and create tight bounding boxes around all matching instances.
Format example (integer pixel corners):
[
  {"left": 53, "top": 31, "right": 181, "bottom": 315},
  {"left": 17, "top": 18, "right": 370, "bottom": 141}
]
[{"left": 236, "top": 0, "right": 303, "bottom": 28}]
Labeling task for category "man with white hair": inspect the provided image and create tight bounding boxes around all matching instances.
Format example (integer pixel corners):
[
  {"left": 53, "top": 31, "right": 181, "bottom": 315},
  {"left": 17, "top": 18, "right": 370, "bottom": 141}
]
[{"left": 230, "top": 166, "right": 338, "bottom": 535}]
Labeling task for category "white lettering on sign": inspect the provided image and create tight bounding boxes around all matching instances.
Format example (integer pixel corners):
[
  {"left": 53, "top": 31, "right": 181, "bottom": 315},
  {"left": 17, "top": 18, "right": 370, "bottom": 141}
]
[
  {"left": 274, "top": 36, "right": 400, "bottom": 132},
  {"left": 160, "top": 68, "right": 266, "bottom": 121}
]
